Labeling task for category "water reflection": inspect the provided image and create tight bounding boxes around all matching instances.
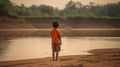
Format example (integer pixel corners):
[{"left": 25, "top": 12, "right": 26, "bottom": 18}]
[
  {"left": 0, "top": 38, "right": 10, "bottom": 59},
  {"left": 0, "top": 37, "right": 120, "bottom": 61}
]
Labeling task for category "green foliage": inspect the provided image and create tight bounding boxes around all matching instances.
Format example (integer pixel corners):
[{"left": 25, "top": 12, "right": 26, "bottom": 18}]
[
  {"left": 62, "top": 1, "right": 120, "bottom": 18},
  {"left": 38, "top": 5, "right": 54, "bottom": 16},
  {"left": 0, "top": 0, "right": 13, "bottom": 16},
  {"left": 65, "top": 0, "right": 76, "bottom": 9},
  {"left": 0, "top": 0, "right": 120, "bottom": 18}
]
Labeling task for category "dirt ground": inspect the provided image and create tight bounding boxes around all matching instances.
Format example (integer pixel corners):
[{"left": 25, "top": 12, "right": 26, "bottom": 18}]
[
  {"left": 0, "top": 48, "right": 120, "bottom": 67},
  {"left": 0, "top": 29, "right": 120, "bottom": 37}
]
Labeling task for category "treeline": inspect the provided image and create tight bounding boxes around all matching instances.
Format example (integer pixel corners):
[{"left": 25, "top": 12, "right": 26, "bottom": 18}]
[{"left": 0, "top": 0, "right": 120, "bottom": 18}]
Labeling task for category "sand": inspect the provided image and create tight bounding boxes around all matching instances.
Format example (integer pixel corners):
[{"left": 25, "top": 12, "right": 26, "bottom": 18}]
[{"left": 0, "top": 48, "right": 120, "bottom": 67}]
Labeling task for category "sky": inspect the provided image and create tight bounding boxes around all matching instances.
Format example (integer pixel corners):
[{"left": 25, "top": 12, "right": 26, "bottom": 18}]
[{"left": 11, "top": 0, "right": 120, "bottom": 9}]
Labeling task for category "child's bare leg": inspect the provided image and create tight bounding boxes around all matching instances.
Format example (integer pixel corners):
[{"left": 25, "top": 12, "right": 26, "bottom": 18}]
[
  {"left": 56, "top": 52, "right": 59, "bottom": 61},
  {"left": 52, "top": 52, "right": 55, "bottom": 61}
]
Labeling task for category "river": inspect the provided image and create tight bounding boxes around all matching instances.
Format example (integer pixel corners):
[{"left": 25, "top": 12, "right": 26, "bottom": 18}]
[{"left": 0, "top": 37, "right": 120, "bottom": 61}]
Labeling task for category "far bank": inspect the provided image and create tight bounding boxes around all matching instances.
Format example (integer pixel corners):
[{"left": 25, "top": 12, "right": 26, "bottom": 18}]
[{"left": 0, "top": 17, "right": 120, "bottom": 29}]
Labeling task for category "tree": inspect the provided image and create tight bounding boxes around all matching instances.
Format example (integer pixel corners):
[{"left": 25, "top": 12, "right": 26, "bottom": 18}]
[
  {"left": 107, "top": 2, "right": 120, "bottom": 17},
  {"left": 65, "top": 0, "right": 76, "bottom": 10},
  {"left": 38, "top": 5, "right": 54, "bottom": 16},
  {"left": 0, "top": 0, "right": 13, "bottom": 16},
  {"left": 76, "top": 1, "right": 83, "bottom": 8}
]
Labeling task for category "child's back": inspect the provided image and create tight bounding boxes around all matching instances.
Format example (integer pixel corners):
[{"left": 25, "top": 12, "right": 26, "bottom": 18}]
[{"left": 50, "top": 29, "right": 61, "bottom": 45}]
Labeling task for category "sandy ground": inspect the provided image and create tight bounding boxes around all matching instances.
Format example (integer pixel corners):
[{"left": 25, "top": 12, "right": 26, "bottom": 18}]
[{"left": 0, "top": 48, "right": 120, "bottom": 67}]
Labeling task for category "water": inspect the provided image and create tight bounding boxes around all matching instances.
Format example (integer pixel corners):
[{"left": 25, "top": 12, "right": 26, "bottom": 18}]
[{"left": 0, "top": 37, "right": 120, "bottom": 61}]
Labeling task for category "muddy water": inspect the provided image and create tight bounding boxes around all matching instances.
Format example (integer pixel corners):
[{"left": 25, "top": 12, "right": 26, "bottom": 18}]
[{"left": 0, "top": 37, "right": 120, "bottom": 61}]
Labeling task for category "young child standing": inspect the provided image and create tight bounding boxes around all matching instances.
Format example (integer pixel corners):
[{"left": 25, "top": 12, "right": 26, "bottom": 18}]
[{"left": 50, "top": 21, "right": 62, "bottom": 61}]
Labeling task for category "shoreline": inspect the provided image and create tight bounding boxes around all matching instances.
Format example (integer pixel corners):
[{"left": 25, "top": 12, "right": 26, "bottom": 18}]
[
  {"left": 0, "top": 48, "right": 120, "bottom": 67},
  {"left": 0, "top": 29, "right": 120, "bottom": 37}
]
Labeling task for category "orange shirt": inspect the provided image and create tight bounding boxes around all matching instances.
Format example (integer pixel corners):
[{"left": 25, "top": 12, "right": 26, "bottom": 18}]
[{"left": 50, "top": 29, "right": 61, "bottom": 45}]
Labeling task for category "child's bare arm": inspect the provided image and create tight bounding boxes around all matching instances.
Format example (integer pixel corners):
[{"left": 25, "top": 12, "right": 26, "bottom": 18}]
[{"left": 59, "top": 35, "right": 62, "bottom": 45}]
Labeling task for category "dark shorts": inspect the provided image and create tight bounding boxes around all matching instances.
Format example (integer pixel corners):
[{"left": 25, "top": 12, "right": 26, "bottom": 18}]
[{"left": 52, "top": 43, "right": 61, "bottom": 52}]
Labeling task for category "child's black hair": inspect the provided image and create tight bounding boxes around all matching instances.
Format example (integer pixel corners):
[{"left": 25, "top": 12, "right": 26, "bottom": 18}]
[{"left": 52, "top": 21, "right": 59, "bottom": 28}]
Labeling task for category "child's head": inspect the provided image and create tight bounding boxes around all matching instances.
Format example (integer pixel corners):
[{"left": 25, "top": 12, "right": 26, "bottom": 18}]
[{"left": 52, "top": 21, "right": 59, "bottom": 29}]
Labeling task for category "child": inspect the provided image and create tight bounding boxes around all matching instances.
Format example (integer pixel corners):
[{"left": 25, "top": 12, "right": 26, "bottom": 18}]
[{"left": 50, "top": 21, "right": 62, "bottom": 61}]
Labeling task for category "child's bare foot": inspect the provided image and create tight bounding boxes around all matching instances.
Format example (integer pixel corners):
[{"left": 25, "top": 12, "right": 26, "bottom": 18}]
[
  {"left": 51, "top": 59, "right": 55, "bottom": 61},
  {"left": 55, "top": 58, "right": 60, "bottom": 61}
]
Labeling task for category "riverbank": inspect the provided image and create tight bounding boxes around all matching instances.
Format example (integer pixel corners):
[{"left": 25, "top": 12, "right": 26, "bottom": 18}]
[
  {"left": 0, "top": 48, "right": 120, "bottom": 67},
  {"left": 0, "top": 17, "right": 120, "bottom": 37},
  {"left": 0, "top": 17, "right": 120, "bottom": 29},
  {"left": 0, "top": 28, "right": 120, "bottom": 37}
]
